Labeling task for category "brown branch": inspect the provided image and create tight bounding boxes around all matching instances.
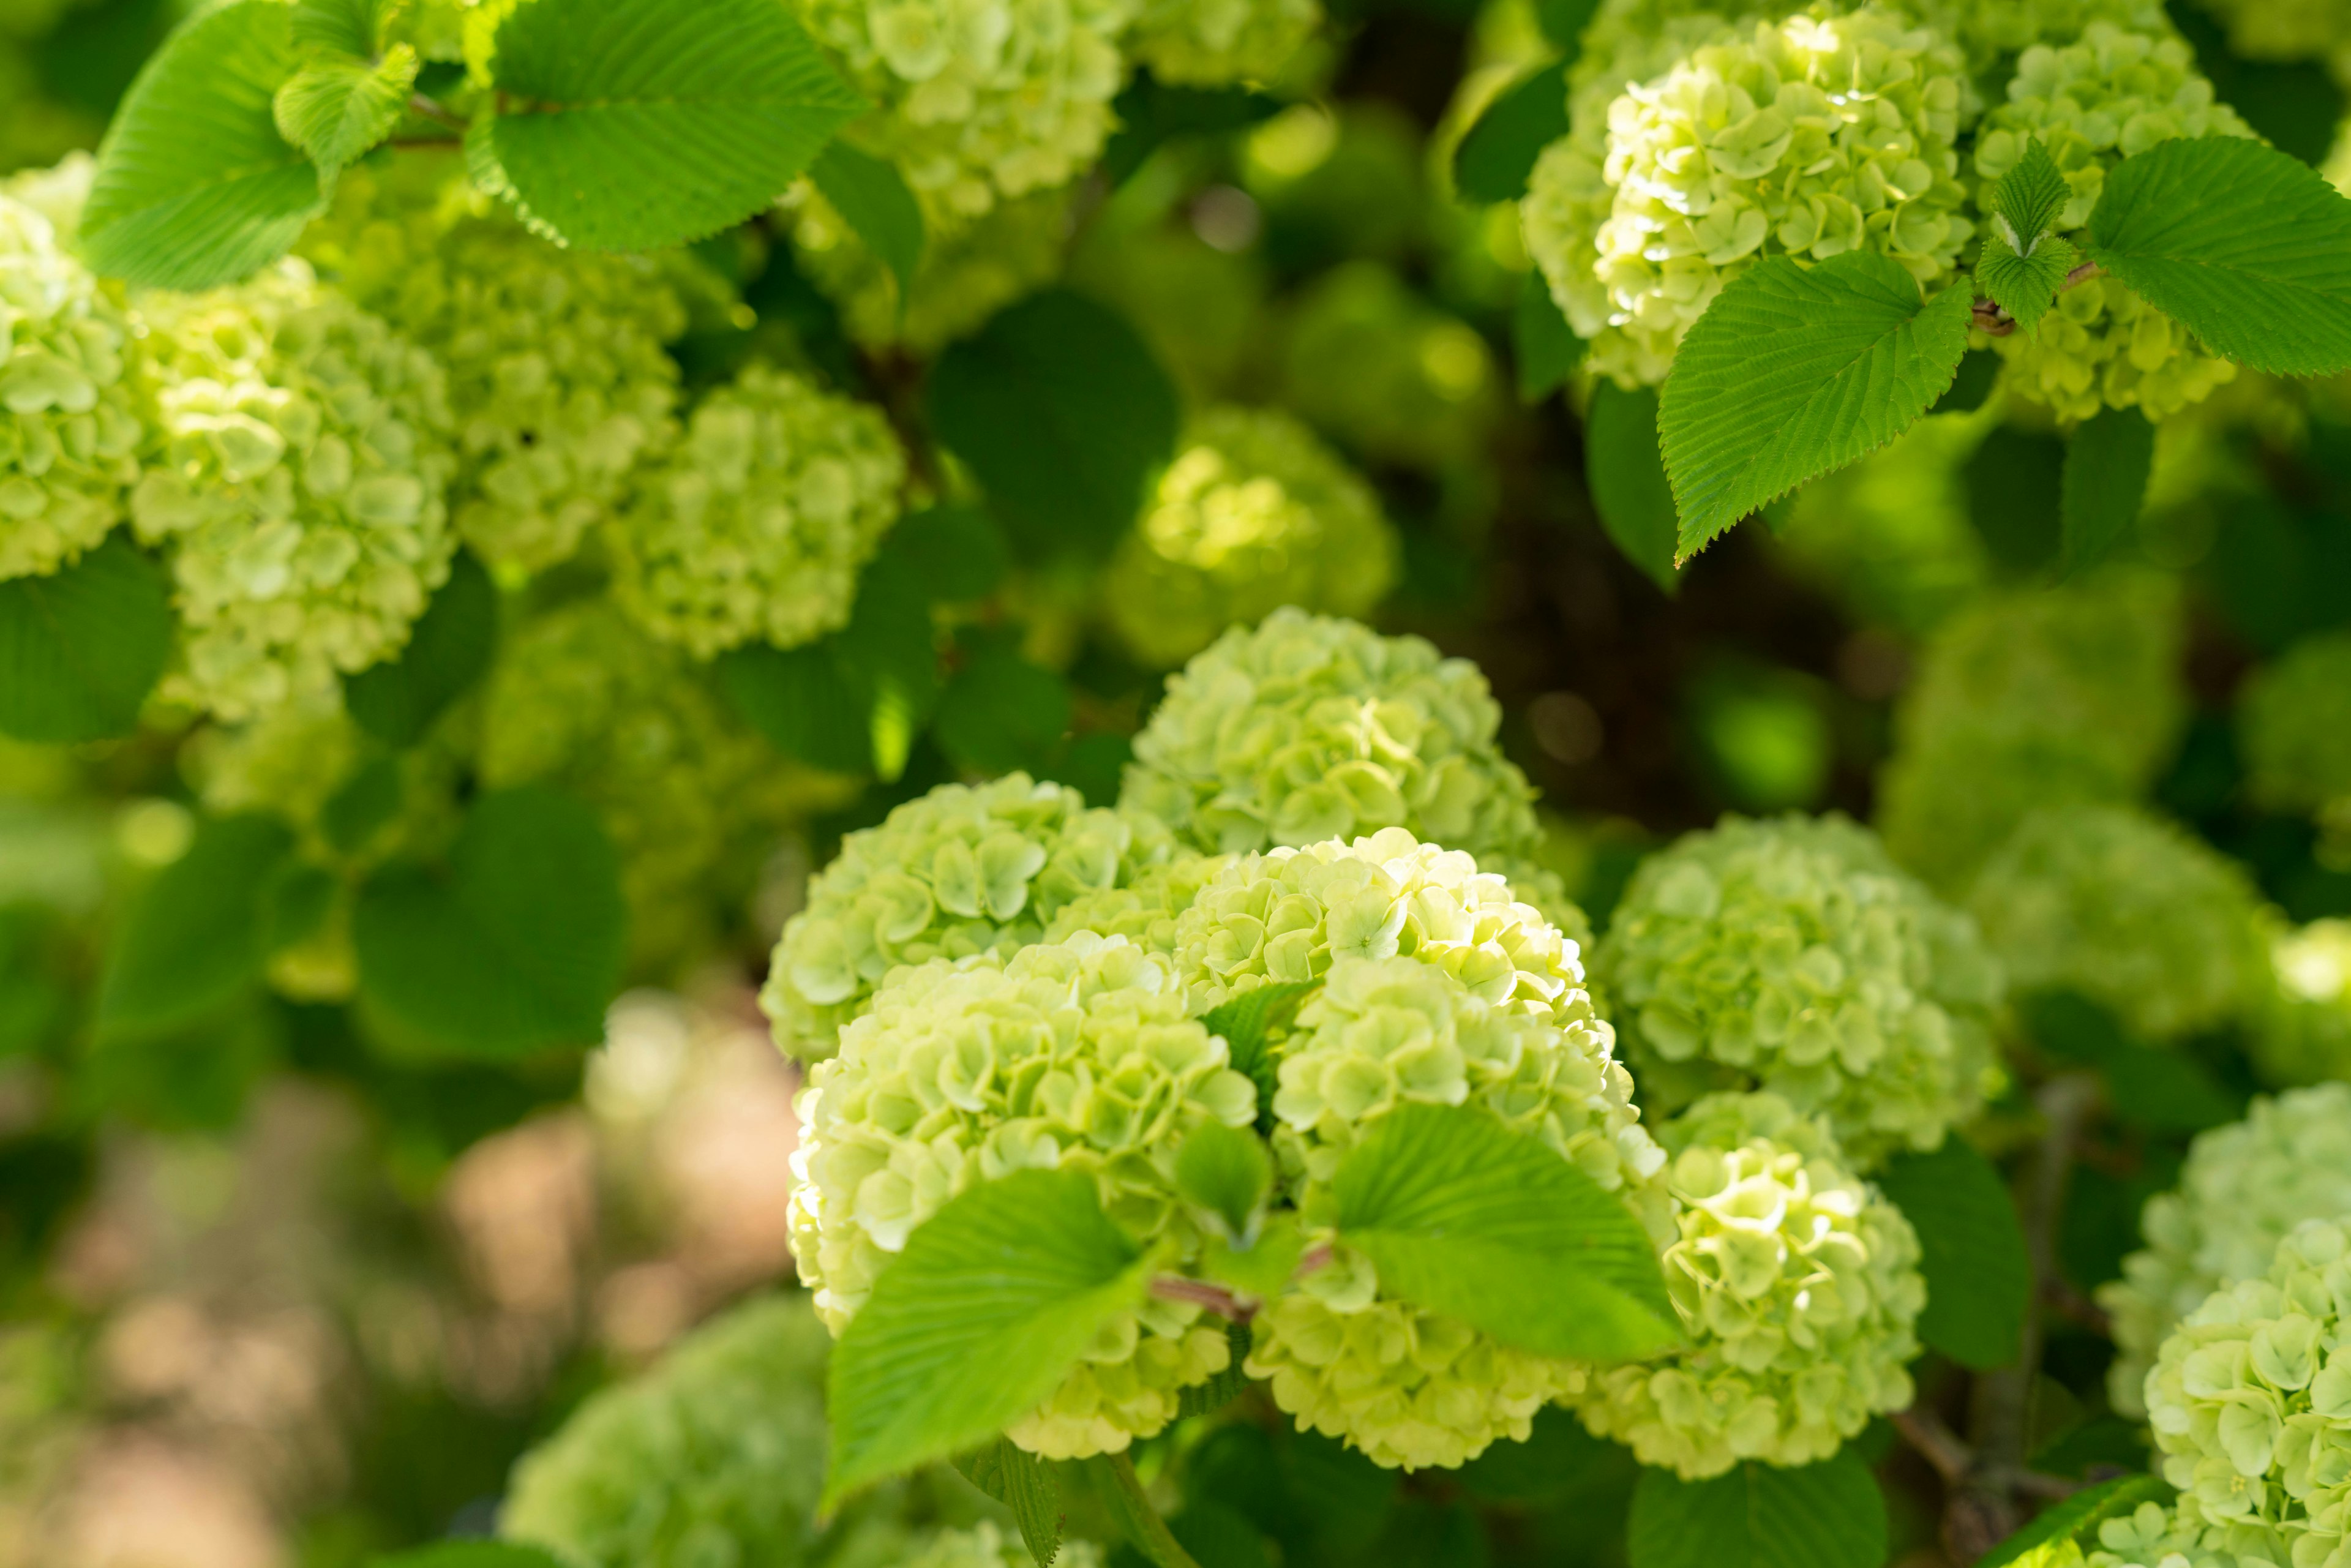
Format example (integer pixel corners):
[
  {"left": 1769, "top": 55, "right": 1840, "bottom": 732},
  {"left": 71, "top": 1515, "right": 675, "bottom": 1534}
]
[
  {"left": 1968, "top": 258, "right": 2102, "bottom": 338},
  {"left": 1895, "top": 1405, "right": 1974, "bottom": 1485},
  {"left": 407, "top": 92, "right": 468, "bottom": 130},
  {"left": 1147, "top": 1275, "right": 1256, "bottom": 1322}
]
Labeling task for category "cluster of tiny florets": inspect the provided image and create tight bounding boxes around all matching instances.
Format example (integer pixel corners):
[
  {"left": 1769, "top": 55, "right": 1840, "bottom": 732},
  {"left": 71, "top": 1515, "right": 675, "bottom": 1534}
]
[
  {"left": 2239, "top": 630, "right": 2351, "bottom": 824},
  {"left": 1126, "top": 0, "right": 1318, "bottom": 85},
  {"left": 2258, "top": 920, "right": 2351, "bottom": 1089},
  {"left": 790, "top": 934, "right": 1255, "bottom": 1457},
  {"left": 763, "top": 774, "right": 1177, "bottom": 1059},
  {"left": 1277, "top": 262, "right": 1498, "bottom": 471},
  {"left": 2098, "top": 1084, "right": 2351, "bottom": 1419},
  {"left": 1597, "top": 813, "right": 2006, "bottom": 1168},
  {"left": 2080, "top": 1498, "right": 2237, "bottom": 1568},
  {"left": 2186, "top": 0, "right": 2351, "bottom": 74},
  {"left": 1523, "top": 4, "right": 1974, "bottom": 388},
  {"left": 2144, "top": 1218, "right": 2351, "bottom": 1568},
  {"left": 781, "top": 182, "right": 1070, "bottom": 353},
  {"left": 1106, "top": 406, "right": 1398, "bottom": 669},
  {"left": 1572, "top": 1091, "right": 1925, "bottom": 1480},
  {"left": 608, "top": 362, "right": 906, "bottom": 658},
  {"left": 132, "top": 260, "right": 457, "bottom": 721},
  {"left": 0, "top": 185, "right": 144, "bottom": 580},
  {"left": 1119, "top": 608, "right": 1542, "bottom": 863},
  {"left": 1965, "top": 803, "right": 2273, "bottom": 1045}
]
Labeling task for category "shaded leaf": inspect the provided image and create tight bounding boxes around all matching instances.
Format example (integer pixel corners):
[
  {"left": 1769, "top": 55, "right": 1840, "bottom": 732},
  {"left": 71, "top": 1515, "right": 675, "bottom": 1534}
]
[
  {"left": 1932, "top": 349, "right": 2001, "bottom": 415},
  {"left": 934, "top": 637, "right": 1071, "bottom": 776},
  {"left": 2060, "top": 407, "right": 2154, "bottom": 574},
  {"left": 1176, "top": 1322, "right": 1255, "bottom": 1419},
  {"left": 953, "top": 1437, "right": 1065, "bottom": 1567},
  {"left": 1201, "top": 980, "right": 1320, "bottom": 1130},
  {"left": 1586, "top": 380, "right": 1680, "bottom": 595},
  {"left": 884, "top": 505, "right": 1009, "bottom": 603},
  {"left": 1875, "top": 1138, "right": 2030, "bottom": 1370},
  {"left": 1103, "top": 75, "right": 1281, "bottom": 187},
  {"left": 1628, "top": 1453, "right": 1887, "bottom": 1568},
  {"left": 1535, "top": 0, "right": 1600, "bottom": 53},
  {"left": 0, "top": 536, "right": 173, "bottom": 743},
  {"left": 809, "top": 140, "right": 925, "bottom": 298},
  {"left": 1453, "top": 61, "right": 1569, "bottom": 205},
  {"left": 714, "top": 553, "right": 937, "bottom": 779},
  {"left": 1514, "top": 272, "right": 1585, "bottom": 402},
  {"left": 345, "top": 551, "right": 498, "bottom": 748},
  {"left": 97, "top": 815, "right": 293, "bottom": 1040}
]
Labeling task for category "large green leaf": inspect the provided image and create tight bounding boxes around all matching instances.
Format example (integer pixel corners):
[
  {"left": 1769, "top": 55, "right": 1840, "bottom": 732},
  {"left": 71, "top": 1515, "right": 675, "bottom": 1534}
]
[
  {"left": 2087, "top": 135, "right": 2351, "bottom": 376},
  {"left": 0, "top": 537, "right": 174, "bottom": 743},
  {"left": 344, "top": 551, "right": 498, "bottom": 748},
  {"left": 825, "top": 1168, "right": 1152, "bottom": 1509},
  {"left": 1331, "top": 1101, "right": 1679, "bottom": 1361},
  {"left": 1976, "top": 1475, "right": 2172, "bottom": 1568},
  {"left": 97, "top": 815, "right": 294, "bottom": 1040},
  {"left": 1585, "top": 380, "right": 1680, "bottom": 595},
  {"left": 1452, "top": 61, "right": 1570, "bottom": 205},
  {"left": 1628, "top": 1453, "right": 1887, "bottom": 1568},
  {"left": 2059, "top": 407, "right": 2154, "bottom": 575},
  {"left": 83, "top": 0, "right": 326, "bottom": 289},
  {"left": 929, "top": 290, "right": 1182, "bottom": 560},
  {"left": 273, "top": 45, "right": 418, "bottom": 184},
  {"left": 809, "top": 140, "right": 925, "bottom": 298},
  {"left": 1875, "top": 1137, "right": 2030, "bottom": 1371},
  {"left": 466, "top": 0, "right": 865, "bottom": 250},
  {"left": 1199, "top": 978, "right": 1319, "bottom": 1130},
  {"left": 953, "top": 1438, "right": 1066, "bottom": 1568},
  {"left": 934, "top": 636, "right": 1073, "bottom": 777},
  {"left": 352, "top": 787, "right": 626, "bottom": 1058},
  {"left": 1660, "top": 253, "right": 1973, "bottom": 560},
  {"left": 714, "top": 553, "right": 937, "bottom": 779}
]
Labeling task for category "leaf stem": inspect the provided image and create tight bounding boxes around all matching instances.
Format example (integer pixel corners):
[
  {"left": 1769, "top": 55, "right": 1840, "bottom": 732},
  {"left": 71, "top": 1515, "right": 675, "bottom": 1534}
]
[
  {"left": 407, "top": 91, "right": 468, "bottom": 130},
  {"left": 1103, "top": 1451, "right": 1204, "bottom": 1568},
  {"left": 1147, "top": 1275, "right": 1256, "bottom": 1322},
  {"left": 1970, "top": 259, "right": 2103, "bottom": 337}
]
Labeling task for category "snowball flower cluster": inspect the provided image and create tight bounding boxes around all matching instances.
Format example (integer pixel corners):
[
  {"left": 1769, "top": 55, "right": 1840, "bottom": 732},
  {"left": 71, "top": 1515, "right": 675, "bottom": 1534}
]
[
  {"left": 2187, "top": 0, "right": 2351, "bottom": 73},
  {"left": 1041, "top": 850, "right": 1228, "bottom": 956},
  {"left": 610, "top": 363, "right": 904, "bottom": 658},
  {"left": 1277, "top": 262, "right": 1497, "bottom": 470},
  {"left": 1524, "top": 4, "right": 1973, "bottom": 388},
  {"left": 1106, "top": 406, "right": 1398, "bottom": 669},
  {"left": 2259, "top": 921, "right": 2351, "bottom": 1089},
  {"left": 2080, "top": 1498, "right": 2237, "bottom": 1568},
  {"left": 1573, "top": 1092, "right": 1925, "bottom": 1480},
  {"left": 1120, "top": 608, "right": 1542, "bottom": 863},
  {"left": 2144, "top": 1218, "right": 2351, "bottom": 1568},
  {"left": 1906, "top": 0, "right": 2168, "bottom": 74},
  {"left": 1966, "top": 803, "right": 2272, "bottom": 1045},
  {"left": 797, "top": 0, "right": 1133, "bottom": 221},
  {"left": 1126, "top": 0, "right": 1318, "bottom": 86},
  {"left": 790, "top": 934, "right": 1254, "bottom": 1457},
  {"left": 132, "top": 260, "right": 457, "bottom": 721},
  {"left": 763, "top": 774, "right": 1176, "bottom": 1059},
  {"left": 2100, "top": 1085, "right": 2351, "bottom": 1419},
  {"left": 2239, "top": 630, "right": 2351, "bottom": 822},
  {"left": 1972, "top": 24, "right": 2251, "bottom": 422},
  {"left": 0, "top": 186, "right": 143, "bottom": 580},
  {"left": 1875, "top": 572, "right": 2184, "bottom": 890},
  {"left": 782, "top": 182, "right": 1069, "bottom": 353},
  {"left": 1597, "top": 813, "right": 2004, "bottom": 1168}
]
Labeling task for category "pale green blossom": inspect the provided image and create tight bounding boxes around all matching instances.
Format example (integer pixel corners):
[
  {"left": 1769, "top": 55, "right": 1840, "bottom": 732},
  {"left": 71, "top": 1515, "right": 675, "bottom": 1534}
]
[
  {"left": 2083, "top": 1499, "right": 2237, "bottom": 1568},
  {"left": 2239, "top": 631, "right": 2351, "bottom": 823},
  {"left": 1126, "top": 0, "right": 1318, "bottom": 84}
]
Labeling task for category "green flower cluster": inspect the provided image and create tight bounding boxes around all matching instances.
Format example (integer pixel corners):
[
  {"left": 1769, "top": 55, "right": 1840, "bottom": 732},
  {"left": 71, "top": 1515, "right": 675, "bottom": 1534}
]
[
  {"left": 1973, "top": 24, "right": 2251, "bottom": 422},
  {"left": 609, "top": 363, "right": 906, "bottom": 658},
  {"left": 1908, "top": 0, "right": 2170, "bottom": 75},
  {"left": 2258, "top": 921, "right": 2351, "bottom": 1089},
  {"left": 1573, "top": 1092, "right": 1925, "bottom": 1479},
  {"left": 1120, "top": 609, "right": 1542, "bottom": 862},
  {"left": 782, "top": 182, "right": 1070, "bottom": 354},
  {"left": 1041, "top": 850, "right": 1229, "bottom": 955},
  {"left": 1106, "top": 406, "right": 1398, "bottom": 669},
  {"left": 1875, "top": 572, "right": 2185, "bottom": 891},
  {"left": 309, "top": 168, "right": 688, "bottom": 575},
  {"left": 2098, "top": 1084, "right": 2351, "bottom": 1419},
  {"left": 1277, "top": 262, "right": 1498, "bottom": 471},
  {"left": 790, "top": 933, "right": 1255, "bottom": 1457},
  {"left": 763, "top": 774, "right": 1177, "bottom": 1060},
  {"left": 132, "top": 261, "right": 457, "bottom": 721},
  {"left": 0, "top": 182, "right": 144, "bottom": 581},
  {"left": 1524, "top": 5, "right": 1973, "bottom": 388},
  {"left": 2173, "top": 0, "right": 2351, "bottom": 71},
  {"left": 1966, "top": 803, "right": 2272, "bottom": 1044},
  {"left": 1597, "top": 813, "right": 2005, "bottom": 1168},
  {"left": 1127, "top": 0, "right": 1318, "bottom": 84},
  {"left": 2144, "top": 1218, "right": 2351, "bottom": 1568},
  {"left": 796, "top": 0, "right": 1133, "bottom": 222},
  {"left": 2239, "top": 630, "right": 2351, "bottom": 821},
  {"left": 2080, "top": 1498, "right": 2235, "bottom": 1568},
  {"left": 907, "top": 1524, "right": 1106, "bottom": 1568}
]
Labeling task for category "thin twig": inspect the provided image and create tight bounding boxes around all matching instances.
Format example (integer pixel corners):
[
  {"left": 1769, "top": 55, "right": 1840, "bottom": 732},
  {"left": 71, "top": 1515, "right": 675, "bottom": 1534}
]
[
  {"left": 2013, "top": 1471, "right": 2089, "bottom": 1501},
  {"left": 1894, "top": 1405, "right": 1974, "bottom": 1485},
  {"left": 2045, "top": 1277, "right": 2112, "bottom": 1336},
  {"left": 407, "top": 92, "right": 467, "bottom": 130},
  {"left": 1147, "top": 1275, "right": 1256, "bottom": 1322}
]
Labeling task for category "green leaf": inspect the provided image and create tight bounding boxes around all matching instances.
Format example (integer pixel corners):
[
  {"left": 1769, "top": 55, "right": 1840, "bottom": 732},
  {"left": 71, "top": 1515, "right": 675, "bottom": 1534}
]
[
  {"left": 1978, "top": 231, "right": 2078, "bottom": 335},
  {"left": 1628, "top": 1454, "right": 1888, "bottom": 1568},
  {"left": 83, "top": 0, "right": 326, "bottom": 290},
  {"left": 264, "top": 860, "right": 337, "bottom": 951},
  {"left": 1176, "top": 1321, "right": 1254, "bottom": 1418},
  {"left": 291, "top": 0, "right": 394, "bottom": 56},
  {"left": 1659, "top": 252, "right": 1973, "bottom": 561},
  {"left": 1585, "top": 380, "right": 1681, "bottom": 595},
  {"left": 1993, "top": 137, "right": 2071, "bottom": 252},
  {"left": 465, "top": 0, "right": 865, "bottom": 251},
  {"left": 0, "top": 536, "right": 173, "bottom": 743},
  {"left": 1102, "top": 75, "right": 1281, "bottom": 187},
  {"left": 1535, "top": 0, "right": 1600, "bottom": 53},
  {"left": 1874, "top": 1138, "right": 2029, "bottom": 1371},
  {"left": 929, "top": 290, "right": 1182, "bottom": 561},
  {"left": 953, "top": 1437, "right": 1066, "bottom": 1568},
  {"left": 883, "top": 505, "right": 1009, "bottom": 604},
  {"left": 1932, "top": 348, "right": 2001, "bottom": 415},
  {"left": 97, "top": 815, "right": 294, "bottom": 1040},
  {"left": 1453, "top": 61, "right": 1570, "bottom": 206},
  {"left": 934, "top": 637, "right": 1072, "bottom": 777},
  {"left": 1514, "top": 272, "right": 1586, "bottom": 402},
  {"left": 344, "top": 551, "right": 498, "bottom": 748},
  {"left": 2087, "top": 134, "right": 2351, "bottom": 376},
  {"left": 273, "top": 45, "right": 419, "bottom": 183},
  {"left": 370, "top": 1547, "right": 571, "bottom": 1568},
  {"left": 1331, "top": 1101, "right": 1679, "bottom": 1361},
  {"left": 714, "top": 553, "right": 938, "bottom": 779},
  {"left": 321, "top": 756, "right": 403, "bottom": 857},
  {"left": 2019, "top": 992, "right": 2244, "bottom": 1133},
  {"left": 825, "top": 1168, "right": 1152, "bottom": 1509},
  {"left": 1201, "top": 979, "right": 1319, "bottom": 1130},
  {"left": 1976, "top": 1475, "right": 2172, "bottom": 1568},
  {"left": 1176, "top": 1122, "right": 1272, "bottom": 1242},
  {"left": 2059, "top": 407, "right": 2154, "bottom": 574},
  {"left": 809, "top": 140, "right": 924, "bottom": 299},
  {"left": 353, "top": 787, "right": 626, "bottom": 1059}
]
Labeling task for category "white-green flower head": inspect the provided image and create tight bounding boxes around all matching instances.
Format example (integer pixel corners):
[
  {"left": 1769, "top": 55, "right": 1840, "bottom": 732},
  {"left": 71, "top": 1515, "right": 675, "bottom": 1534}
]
[
  {"left": 1596, "top": 812, "right": 2006, "bottom": 1169},
  {"left": 609, "top": 362, "right": 906, "bottom": 659},
  {"left": 789, "top": 932, "right": 1256, "bottom": 1457},
  {"left": 1965, "top": 803, "right": 2272, "bottom": 1045},
  {"left": 131, "top": 260, "right": 458, "bottom": 721},
  {"left": 907, "top": 1523, "right": 1106, "bottom": 1568},
  {"left": 1277, "top": 262, "right": 1498, "bottom": 471},
  {"left": 762, "top": 773, "right": 1179, "bottom": 1060},
  {"left": 2187, "top": 0, "right": 2351, "bottom": 73},
  {"left": 1972, "top": 24, "right": 2252, "bottom": 424},
  {"left": 795, "top": 0, "right": 1135, "bottom": 223},
  {"left": 2257, "top": 921, "right": 2351, "bottom": 1090},
  {"left": 1574, "top": 1091, "right": 1925, "bottom": 1480},
  {"left": 2082, "top": 1498, "right": 2237, "bottom": 1568},
  {"left": 309, "top": 167, "right": 688, "bottom": 576},
  {"left": 0, "top": 182, "right": 144, "bottom": 582},
  {"left": 1106, "top": 406, "right": 1399, "bottom": 669},
  {"left": 1523, "top": 4, "right": 1974, "bottom": 389},
  {"left": 782, "top": 180, "right": 1070, "bottom": 354},
  {"left": 1875, "top": 571, "right": 2186, "bottom": 892},
  {"left": 1120, "top": 608, "right": 1542, "bottom": 863},
  {"left": 1041, "top": 850, "right": 1231, "bottom": 956},
  {"left": 2144, "top": 1217, "right": 2351, "bottom": 1568},
  {"left": 2098, "top": 1084, "right": 2351, "bottom": 1421},
  {"left": 2240, "top": 631, "right": 2351, "bottom": 822},
  {"left": 1126, "top": 0, "right": 1317, "bottom": 84}
]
